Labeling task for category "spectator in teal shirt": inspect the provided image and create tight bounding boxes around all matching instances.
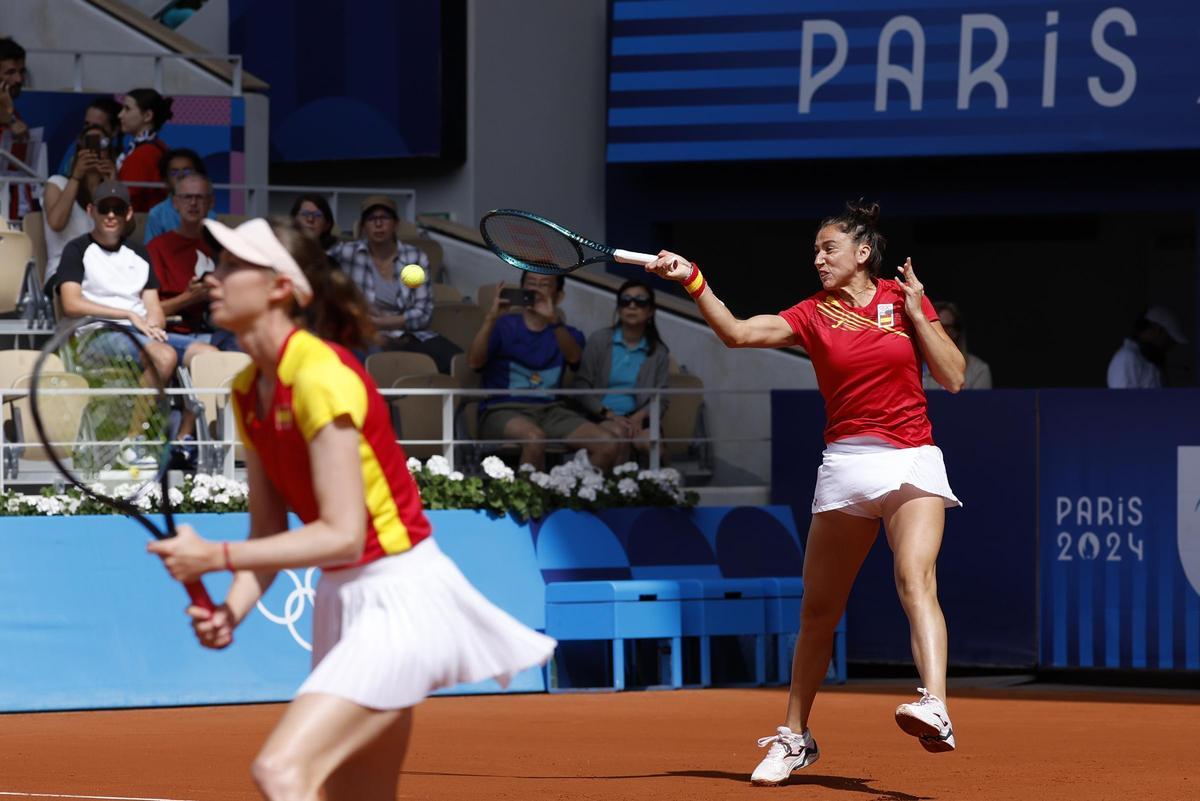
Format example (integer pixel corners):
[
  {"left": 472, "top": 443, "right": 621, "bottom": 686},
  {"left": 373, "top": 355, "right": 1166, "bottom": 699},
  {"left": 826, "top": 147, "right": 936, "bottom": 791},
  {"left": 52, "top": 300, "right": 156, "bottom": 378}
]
[{"left": 574, "top": 279, "right": 672, "bottom": 464}]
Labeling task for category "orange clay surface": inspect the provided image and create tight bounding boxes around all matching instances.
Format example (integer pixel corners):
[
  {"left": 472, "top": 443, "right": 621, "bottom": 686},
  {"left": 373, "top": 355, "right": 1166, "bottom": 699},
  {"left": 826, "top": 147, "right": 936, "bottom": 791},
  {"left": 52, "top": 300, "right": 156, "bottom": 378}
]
[{"left": 0, "top": 684, "right": 1197, "bottom": 801}]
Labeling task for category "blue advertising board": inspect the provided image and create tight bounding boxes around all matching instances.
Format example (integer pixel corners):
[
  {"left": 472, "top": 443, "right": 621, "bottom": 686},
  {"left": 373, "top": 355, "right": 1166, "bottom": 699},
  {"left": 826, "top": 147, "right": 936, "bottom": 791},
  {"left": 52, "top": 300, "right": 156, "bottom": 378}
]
[
  {"left": 608, "top": 0, "right": 1200, "bottom": 161},
  {"left": 1039, "top": 390, "right": 1200, "bottom": 671}
]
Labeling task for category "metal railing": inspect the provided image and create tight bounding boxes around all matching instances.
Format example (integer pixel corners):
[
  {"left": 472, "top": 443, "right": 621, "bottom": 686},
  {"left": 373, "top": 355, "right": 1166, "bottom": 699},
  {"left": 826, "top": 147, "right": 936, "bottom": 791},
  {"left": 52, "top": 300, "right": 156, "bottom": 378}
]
[
  {"left": 0, "top": 384, "right": 771, "bottom": 494},
  {"left": 0, "top": 175, "right": 419, "bottom": 225},
  {"left": 26, "top": 48, "right": 248, "bottom": 96}
]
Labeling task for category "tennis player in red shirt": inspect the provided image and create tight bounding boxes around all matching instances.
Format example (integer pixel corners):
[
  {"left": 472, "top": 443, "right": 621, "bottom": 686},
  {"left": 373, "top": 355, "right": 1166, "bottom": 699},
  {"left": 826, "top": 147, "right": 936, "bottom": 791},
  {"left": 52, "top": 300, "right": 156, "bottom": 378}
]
[
  {"left": 646, "top": 201, "right": 965, "bottom": 785},
  {"left": 148, "top": 217, "right": 555, "bottom": 801}
]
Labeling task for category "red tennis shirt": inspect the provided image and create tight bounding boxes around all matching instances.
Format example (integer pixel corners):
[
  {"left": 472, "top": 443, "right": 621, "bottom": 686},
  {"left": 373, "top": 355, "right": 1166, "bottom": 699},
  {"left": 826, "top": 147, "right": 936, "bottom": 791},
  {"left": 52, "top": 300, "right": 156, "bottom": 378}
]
[
  {"left": 779, "top": 278, "right": 939, "bottom": 448},
  {"left": 231, "top": 328, "right": 432, "bottom": 569}
]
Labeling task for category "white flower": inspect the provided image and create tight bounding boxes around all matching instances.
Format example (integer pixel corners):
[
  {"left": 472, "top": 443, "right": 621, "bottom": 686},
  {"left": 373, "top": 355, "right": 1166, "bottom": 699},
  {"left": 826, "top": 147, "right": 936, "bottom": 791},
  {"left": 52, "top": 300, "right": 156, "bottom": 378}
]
[
  {"left": 518, "top": 463, "right": 537, "bottom": 473},
  {"left": 581, "top": 473, "right": 605, "bottom": 491},
  {"left": 407, "top": 457, "right": 422, "bottom": 473},
  {"left": 481, "top": 455, "right": 514, "bottom": 481},
  {"left": 578, "top": 486, "right": 597, "bottom": 501},
  {"left": 613, "top": 461, "right": 639, "bottom": 476},
  {"left": 657, "top": 467, "right": 682, "bottom": 485},
  {"left": 6, "top": 497, "right": 22, "bottom": 513},
  {"left": 190, "top": 486, "right": 211, "bottom": 503},
  {"left": 530, "top": 471, "right": 552, "bottom": 489},
  {"left": 449, "top": 470, "right": 464, "bottom": 482},
  {"left": 425, "top": 455, "right": 451, "bottom": 476},
  {"left": 618, "top": 477, "right": 639, "bottom": 497},
  {"left": 213, "top": 492, "right": 232, "bottom": 505},
  {"left": 168, "top": 487, "right": 185, "bottom": 506}
]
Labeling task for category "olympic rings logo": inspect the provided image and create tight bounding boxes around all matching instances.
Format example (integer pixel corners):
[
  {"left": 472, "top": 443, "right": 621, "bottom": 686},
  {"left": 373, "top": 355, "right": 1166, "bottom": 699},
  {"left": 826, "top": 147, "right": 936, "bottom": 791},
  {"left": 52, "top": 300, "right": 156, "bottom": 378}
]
[{"left": 255, "top": 568, "right": 317, "bottom": 651}]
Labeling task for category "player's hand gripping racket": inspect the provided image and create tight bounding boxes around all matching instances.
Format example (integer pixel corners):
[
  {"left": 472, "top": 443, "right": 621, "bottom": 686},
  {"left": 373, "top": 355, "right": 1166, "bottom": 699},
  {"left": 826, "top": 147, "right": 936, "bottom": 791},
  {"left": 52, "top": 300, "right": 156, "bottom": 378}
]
[
  {"left": 480, "top": 209, "right": 657, "bottom": 275},
  {"left": 28, "top": 318, "right": 217, "bottom": 614}
]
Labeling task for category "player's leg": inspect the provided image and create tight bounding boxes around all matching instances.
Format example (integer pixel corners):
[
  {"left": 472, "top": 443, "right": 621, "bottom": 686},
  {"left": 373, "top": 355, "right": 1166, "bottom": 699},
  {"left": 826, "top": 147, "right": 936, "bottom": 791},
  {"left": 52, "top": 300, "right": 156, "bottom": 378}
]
[
  {"left": 883, "top": 484, "right": 955, "bottom": 751},
  {"left": 752, "top": 509, "right": 876, "bottom": 786},
  {"left": 786, "top": 510, "right": 878, "bottom": 730},
  {"left": 251, "top": 692, "right": 407, "bottom": 801},
  {"left": 323, "top": 707, "right": 414, "bottom": 801}
]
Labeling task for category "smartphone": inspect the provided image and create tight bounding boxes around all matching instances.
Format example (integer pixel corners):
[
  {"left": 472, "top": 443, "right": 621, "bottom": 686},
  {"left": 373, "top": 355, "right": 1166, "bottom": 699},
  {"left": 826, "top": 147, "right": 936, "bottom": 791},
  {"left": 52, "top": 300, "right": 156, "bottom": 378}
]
[
  {"left": 500, "top": 287, "right": 536, "bottom": 306},
  {"left": 83, "top": 133, "right": 102, "bottom": 155}
]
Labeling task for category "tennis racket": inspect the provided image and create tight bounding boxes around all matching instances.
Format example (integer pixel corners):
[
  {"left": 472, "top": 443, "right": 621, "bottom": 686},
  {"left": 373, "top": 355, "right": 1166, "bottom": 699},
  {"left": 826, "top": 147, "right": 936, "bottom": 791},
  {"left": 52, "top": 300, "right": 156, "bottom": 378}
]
[
  {"left": 27, "top": 317, "right": 216, "bottom": 613},
  {"left": 479, "top": 209, "right": 658, "bottom": 275}
]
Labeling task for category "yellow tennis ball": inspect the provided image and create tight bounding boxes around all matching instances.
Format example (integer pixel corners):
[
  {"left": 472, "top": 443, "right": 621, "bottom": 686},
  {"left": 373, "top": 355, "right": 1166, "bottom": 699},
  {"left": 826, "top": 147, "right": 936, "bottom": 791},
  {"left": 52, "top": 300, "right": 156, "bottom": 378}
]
[
  {"left": 401, "top": 263, "right": 426, "bottom": 288},
  {"left": 128, "top": 466, "right": 140, "bottom": 480}
]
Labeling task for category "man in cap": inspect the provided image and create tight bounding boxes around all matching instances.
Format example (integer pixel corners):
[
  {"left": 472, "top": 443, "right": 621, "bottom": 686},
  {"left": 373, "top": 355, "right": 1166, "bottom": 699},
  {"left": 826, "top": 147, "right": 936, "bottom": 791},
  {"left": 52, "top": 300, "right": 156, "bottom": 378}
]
[
  {"left": 329, "top": 194, "right": 460, "bottom": 371},
  {"left": 56, "top": 180, "right": 216, "bottom": 377},
  {"left": 1107, "top": 306, "right": 1189, "bottom": 388}
]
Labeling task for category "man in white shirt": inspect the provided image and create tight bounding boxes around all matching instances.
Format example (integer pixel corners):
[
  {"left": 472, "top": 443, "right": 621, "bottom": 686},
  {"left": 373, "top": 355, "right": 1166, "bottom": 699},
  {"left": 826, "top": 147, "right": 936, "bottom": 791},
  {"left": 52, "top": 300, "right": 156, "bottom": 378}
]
[{"left": 1107, "top": 306, "right": 1188, "bottom": 388}]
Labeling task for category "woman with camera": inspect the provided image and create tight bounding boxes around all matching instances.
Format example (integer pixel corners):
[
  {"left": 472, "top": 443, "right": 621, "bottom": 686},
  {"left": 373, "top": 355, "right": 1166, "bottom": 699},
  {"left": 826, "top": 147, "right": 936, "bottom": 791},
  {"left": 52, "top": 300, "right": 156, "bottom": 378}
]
[{"left": 41, "top": 123, "right": 119, "bottom": 290}]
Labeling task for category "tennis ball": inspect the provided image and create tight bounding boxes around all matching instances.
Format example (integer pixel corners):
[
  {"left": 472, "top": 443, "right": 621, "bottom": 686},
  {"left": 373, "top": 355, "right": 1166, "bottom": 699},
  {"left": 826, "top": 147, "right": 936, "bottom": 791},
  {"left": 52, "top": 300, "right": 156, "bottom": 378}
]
[
  {"left": 401, "top": 263, "right": 426, "bottom": 288},
  {"left": 129, "top": 466, "right": 140, "bottom": 480}
]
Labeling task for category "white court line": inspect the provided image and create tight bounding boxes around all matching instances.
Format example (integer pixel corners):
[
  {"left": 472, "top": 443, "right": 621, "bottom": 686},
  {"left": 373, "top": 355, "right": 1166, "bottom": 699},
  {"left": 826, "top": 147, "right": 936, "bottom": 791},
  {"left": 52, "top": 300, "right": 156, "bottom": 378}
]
[{"left": 0, "top": 793, "right": 198, "bottom": 801}]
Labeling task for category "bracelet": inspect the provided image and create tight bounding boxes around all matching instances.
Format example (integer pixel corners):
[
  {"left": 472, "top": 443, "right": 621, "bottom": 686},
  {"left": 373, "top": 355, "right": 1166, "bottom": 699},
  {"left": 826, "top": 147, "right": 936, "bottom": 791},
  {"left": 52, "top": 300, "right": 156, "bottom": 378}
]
[
  {"left": 222, "top": 541, "right": 234, "bottom": 572},
  {"left": 683, "top": 262, "right": 707, "bottom": 299}
]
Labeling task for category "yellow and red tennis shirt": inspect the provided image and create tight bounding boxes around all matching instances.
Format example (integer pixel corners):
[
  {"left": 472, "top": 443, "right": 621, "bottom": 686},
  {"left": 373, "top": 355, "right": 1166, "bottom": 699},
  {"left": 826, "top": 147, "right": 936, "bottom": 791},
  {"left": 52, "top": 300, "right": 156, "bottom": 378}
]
[
  {"left": 779, "top": 278, "right": 940, "bottom": 449},
  {"left": 231, "top": 328, "right": 431, "bottom": 569}
]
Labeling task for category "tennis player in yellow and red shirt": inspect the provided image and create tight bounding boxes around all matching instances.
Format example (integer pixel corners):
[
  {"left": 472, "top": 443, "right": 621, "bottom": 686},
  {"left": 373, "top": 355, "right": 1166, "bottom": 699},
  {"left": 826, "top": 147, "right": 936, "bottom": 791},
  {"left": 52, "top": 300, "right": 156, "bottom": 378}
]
[
  {"left": 646, "top": 201, "right": 966, "bottom": 785},
  {"left": 149, "top": 216, "right": 554, "bottom": 801}
]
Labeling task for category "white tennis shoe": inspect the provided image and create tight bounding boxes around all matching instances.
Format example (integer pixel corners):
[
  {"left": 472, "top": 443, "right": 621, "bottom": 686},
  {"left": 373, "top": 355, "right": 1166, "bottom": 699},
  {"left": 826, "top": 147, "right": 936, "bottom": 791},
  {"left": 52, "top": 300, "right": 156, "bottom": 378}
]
[
  {"left": 750, "top": 726, "right": 819, "bottom": 786},
  {"left": 895, "top": 687, "right": 956, "bottom": 752}
]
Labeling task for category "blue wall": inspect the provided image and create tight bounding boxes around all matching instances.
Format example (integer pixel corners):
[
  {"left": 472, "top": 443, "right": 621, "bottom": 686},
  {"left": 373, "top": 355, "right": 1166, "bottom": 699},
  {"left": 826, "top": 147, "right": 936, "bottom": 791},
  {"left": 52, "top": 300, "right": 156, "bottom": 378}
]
[
  {"left": 772, "top": 388, "right": 1200, "bottom": 672},
  {"left": 0, "top": 505, "right": 807, "bottom": 712}
]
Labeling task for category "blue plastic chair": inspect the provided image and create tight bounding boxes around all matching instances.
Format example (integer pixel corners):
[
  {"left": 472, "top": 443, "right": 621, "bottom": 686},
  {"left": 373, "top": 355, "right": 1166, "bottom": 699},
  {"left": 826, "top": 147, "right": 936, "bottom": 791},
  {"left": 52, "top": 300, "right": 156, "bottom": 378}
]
[{"left": 545, "top": 579, "right": 684, "bottom": 691}]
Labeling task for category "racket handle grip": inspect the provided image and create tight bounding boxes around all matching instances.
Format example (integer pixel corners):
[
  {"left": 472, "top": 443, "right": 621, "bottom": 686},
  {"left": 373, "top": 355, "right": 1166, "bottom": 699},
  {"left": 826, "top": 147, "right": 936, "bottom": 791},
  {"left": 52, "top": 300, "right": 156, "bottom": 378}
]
[
  {"left": 185, "top": 581, "right": 216, "bottom": 613},
  {"left": 613, "top": 248, "right": 657, "bottom": 266}
]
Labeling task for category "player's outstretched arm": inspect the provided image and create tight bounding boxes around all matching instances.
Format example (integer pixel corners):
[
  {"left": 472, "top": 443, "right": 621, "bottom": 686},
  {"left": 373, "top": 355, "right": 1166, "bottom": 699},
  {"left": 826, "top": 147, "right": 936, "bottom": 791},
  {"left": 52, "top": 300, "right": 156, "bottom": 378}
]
[{"left": 645, "top": 250, "right": 795, "bottom": 349}]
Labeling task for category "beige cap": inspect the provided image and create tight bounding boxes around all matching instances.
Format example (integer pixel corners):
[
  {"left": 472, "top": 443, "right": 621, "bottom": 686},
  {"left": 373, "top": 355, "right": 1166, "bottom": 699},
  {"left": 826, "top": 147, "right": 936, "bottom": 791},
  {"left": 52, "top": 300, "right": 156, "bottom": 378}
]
[
  {"left": 202, "top": 217, "right": 314, "bottom": 307},
  {"left": 359, "top": 194, "right": 398, "bottom": 220}
]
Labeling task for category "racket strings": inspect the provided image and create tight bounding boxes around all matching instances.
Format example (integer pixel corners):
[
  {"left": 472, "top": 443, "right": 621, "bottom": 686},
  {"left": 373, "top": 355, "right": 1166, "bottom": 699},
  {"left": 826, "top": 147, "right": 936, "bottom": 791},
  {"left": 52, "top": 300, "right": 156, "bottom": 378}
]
[
  {"left": 52, "top": 329, "right": 172, "bottom": 485},
  {"left": 483, "top": 215, "right": 584, "bottom": 271}
]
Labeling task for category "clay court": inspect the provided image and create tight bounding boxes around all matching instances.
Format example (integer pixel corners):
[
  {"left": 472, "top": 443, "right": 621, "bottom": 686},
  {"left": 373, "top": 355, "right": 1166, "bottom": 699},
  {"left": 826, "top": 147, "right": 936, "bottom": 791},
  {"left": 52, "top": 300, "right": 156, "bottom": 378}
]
[{"left": 1, "top": 684, "right": 1195, "bottom": 801}]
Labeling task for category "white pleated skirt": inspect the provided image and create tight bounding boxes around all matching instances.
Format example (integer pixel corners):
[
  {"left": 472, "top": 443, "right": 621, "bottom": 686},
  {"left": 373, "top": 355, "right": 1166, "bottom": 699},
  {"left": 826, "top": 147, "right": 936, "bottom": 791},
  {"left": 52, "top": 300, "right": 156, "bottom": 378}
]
[
  {"left": 812, "top": 436, "right": 961, "bottom": 519},
  {"left": 298, "top": 538, "right": 557, "bottom": 710}
]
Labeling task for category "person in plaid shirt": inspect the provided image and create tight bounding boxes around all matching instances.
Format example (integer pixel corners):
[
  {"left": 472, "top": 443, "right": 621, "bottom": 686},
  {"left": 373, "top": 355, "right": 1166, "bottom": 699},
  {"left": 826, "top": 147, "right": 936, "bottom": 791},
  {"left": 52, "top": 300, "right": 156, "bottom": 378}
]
[{"left": 330, "top": 195, "right": 461, "bottom": 372}]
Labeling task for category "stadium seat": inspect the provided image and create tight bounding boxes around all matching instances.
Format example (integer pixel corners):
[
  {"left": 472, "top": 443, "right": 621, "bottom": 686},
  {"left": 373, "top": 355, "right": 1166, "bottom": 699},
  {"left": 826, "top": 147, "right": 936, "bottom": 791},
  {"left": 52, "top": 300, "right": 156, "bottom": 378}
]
[
  {"left": 401, "top": 237, "right": 444, "bottom": 283},
  {"left": 2, "top": 365, "right": 86, "bottom": 480},
  {"left": 183, "top": 351, "right": 252, "bottom": 473},
  {"left": 660, "top": 371, "right": 712, "bottom": 479},
  {"left": 365, "top": 351, "right": 438, "bottom": 389},
  {"left": 20, "top": 211, "right": 48, "bottom": 288},
  {"left": 389, "top": 373, "right": 459, "bottom": 459},
  {"left": 126, "top": 212, "right": 150, "bottom": 246},
  {"left": 431, "top": 282, "right": 462, "bottom": 304},
  {"left": 0, "top": 228, "right": 33, "bottom": 317},
  {"left": 429, "top": 303, "right": 485, "bottom": 352}
]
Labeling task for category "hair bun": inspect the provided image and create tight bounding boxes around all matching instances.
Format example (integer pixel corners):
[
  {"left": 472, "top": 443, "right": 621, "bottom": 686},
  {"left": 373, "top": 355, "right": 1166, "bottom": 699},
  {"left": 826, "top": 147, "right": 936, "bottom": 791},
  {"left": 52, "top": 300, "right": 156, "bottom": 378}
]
[
  {"left": 161, "top": 96, "right": 175, "bottom": 123},
  {"left": 845, "top": 199, "right": 880, "bottom": 226}
]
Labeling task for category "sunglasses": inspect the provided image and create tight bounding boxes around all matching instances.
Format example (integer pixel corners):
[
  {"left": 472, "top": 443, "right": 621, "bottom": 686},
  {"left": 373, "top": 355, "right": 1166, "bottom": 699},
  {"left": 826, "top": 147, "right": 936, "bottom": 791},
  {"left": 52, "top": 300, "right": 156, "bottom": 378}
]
[
  {"left": 618, "top": 295, "right": 652, "bottom": 308},
  {"left": 297, "top": 210, "right": 325, "bottom": 221},
  {"left": 96, "top": 201, "right": 129, "bottom": 217},
  {"left": 168, "top": 167, "right": 195, "bottom": 178}
]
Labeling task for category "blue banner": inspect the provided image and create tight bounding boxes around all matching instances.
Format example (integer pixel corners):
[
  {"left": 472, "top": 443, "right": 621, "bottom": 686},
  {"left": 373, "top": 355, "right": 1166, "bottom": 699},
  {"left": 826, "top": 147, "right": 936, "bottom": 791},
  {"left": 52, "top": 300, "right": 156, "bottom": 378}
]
[
  {"left": 608, "top": 0, "right": 1200, "bottom": 161},
  {"left": 1039, "top": 390, "right": 1200, "bottom": 671}
]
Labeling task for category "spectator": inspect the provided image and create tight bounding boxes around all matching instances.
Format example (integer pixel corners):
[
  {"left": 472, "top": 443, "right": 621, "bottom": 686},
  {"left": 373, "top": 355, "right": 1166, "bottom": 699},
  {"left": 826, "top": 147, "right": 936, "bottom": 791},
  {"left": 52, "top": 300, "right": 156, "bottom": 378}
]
[
  {"left": 0, "top": 36, "right": 35, "bottom": 220},
  {"left": 116, "top": 88, "right": 173, "bottom": 212},
  {"left": 41, "top": 123, "right": 120, "bottom": 290},
  {"left": 291, "top": 193, "right": 339, "bottom": 251},
  {"left": 56, "top": 180, "right": 215, "bottom": 456},
  {"left": 57, "top": 96, "right": 122, "bottom": 177},
  {"left": 468, "top": 270, "right": 619, "bottom": 471},
  {"left": 573, "top": 279, "right": 671, "bottom": 464},
  {"left": 1107, "top": 306, "right": 1188, "bottom": 388},
  {"left": 142, "top": 148, "right": 215, "bottom": 244},
  {"left": 146, "top": 173, "right": 238, "bottom": 351},
  {"left": 922, "top": 301, "right": 992, "bottom": 390},
  {"left": 330, "top": 195, "right": 460, "bottom": 371}
]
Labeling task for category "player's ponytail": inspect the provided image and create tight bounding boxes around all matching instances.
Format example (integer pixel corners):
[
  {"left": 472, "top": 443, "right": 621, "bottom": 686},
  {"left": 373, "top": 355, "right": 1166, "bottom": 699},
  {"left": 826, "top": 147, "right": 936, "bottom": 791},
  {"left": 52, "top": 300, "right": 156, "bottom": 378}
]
[
  {"left": 820, "top": 199, "right": 887, "bottom": 278},
  {"left": 266, "top": 218, "right": 377, "bottom": 350}
]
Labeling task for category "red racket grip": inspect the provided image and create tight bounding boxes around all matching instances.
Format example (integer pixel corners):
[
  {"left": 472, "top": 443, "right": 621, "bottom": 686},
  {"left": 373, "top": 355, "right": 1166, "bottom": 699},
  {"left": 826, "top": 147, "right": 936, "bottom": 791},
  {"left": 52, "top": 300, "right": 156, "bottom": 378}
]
[{"left": 185, "top": 581, "right": 216, "bottom": 613}]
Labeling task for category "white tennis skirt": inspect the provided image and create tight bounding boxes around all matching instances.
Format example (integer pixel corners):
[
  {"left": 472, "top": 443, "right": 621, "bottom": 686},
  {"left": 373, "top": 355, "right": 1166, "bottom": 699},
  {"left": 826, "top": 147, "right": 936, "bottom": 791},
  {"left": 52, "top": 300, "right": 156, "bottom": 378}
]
[
  {"left": 812, "top": 436, "right": 962, "bottom": 519},
  {"left": 298, "top": 538, "right": 557, "bottom": 710}
]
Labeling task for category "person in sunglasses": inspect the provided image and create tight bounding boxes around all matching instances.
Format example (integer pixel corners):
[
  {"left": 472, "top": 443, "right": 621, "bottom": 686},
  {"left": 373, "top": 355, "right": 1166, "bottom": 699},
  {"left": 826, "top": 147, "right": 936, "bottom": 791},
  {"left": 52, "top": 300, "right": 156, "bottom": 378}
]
[
  {"left": 572, "top": 279, "right": 671, "bottom": 464},
  {"left": 42, "top": 123, "right": 120, "bottom": 291},
  {"left": 55, "top": 180, "right": 216, "bottom": 379}
]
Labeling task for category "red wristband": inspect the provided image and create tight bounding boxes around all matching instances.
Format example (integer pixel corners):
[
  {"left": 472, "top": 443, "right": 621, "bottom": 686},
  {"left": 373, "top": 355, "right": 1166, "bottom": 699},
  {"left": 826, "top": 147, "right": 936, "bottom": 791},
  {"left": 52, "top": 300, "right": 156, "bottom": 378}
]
[
  {"left": 222, "top": 541, "right": 234, "bottom": 572},
  {"left": 683, "top": 262, "right": 706, "bottom": 299}
]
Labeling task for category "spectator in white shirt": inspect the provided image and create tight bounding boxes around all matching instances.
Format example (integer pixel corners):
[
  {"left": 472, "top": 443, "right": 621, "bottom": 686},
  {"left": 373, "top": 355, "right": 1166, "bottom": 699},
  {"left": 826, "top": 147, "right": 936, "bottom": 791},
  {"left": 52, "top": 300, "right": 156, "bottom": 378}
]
[{"left": 1107, "top": 306, "right": 1188, "bottom": 388}]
